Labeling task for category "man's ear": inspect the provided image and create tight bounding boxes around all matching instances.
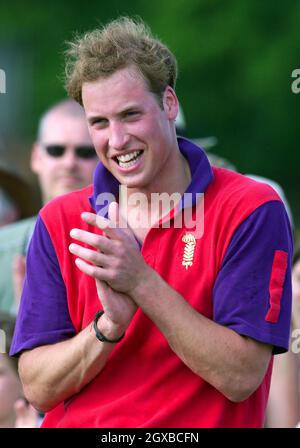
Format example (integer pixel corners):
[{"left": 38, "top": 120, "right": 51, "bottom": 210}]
[
  {"left": 163, "top": 86, "right": 178, "bottom": 121},
  {"left": 30, "top": 143, "right": 42, "bottom": 174}
]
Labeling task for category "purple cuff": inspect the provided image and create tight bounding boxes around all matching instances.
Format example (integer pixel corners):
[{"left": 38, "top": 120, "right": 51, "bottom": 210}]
[
  {"left": 10, "top": 215, "right": 76, "bottom": 356},
  {"left": 213, "top": 200, "right": 293, "bottom": 354}
]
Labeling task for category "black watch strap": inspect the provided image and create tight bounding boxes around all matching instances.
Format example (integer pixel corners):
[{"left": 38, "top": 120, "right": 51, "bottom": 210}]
[{"left": 93, "top": 311, "right": 125, "bottom": 343}]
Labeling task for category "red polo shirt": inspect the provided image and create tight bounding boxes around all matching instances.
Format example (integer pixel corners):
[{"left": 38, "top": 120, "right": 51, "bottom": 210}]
[{"left": 11, "top": 138, "right": 292, "bottom": 427}]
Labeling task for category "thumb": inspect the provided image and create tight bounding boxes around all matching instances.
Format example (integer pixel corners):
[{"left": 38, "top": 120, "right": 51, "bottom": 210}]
[
  {"left": 108, "top": 201, "right": 119, "bottom": 228},
  {"left": 108, "top": 201, "right": 139, "bottom": 246},
  {"left": 108, "top": 201, "right": 128, "bottom": 230}
]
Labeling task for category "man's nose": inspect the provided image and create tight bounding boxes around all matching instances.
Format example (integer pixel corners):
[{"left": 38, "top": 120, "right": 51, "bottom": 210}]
[
  {"left": 108, "top": 122, "right": 130, "bottom": 150},
  {"left": 61, "top": 148, "right": 78, "bottom": 168}
]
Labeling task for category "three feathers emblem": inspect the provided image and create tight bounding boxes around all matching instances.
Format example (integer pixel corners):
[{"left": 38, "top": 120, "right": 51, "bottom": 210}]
[{"left": 181, "top": 233, "right": 196, "bottom": 270}]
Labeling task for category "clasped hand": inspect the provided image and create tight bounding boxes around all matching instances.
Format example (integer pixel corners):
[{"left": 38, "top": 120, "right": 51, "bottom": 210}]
[{"left": 68, "top": 202, "right": 148, "bottom": 328}]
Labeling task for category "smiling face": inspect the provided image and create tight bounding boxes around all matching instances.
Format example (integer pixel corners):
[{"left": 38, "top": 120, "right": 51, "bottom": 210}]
[{"left": 82, "top": 67, "right": 179, "bottom": 194}]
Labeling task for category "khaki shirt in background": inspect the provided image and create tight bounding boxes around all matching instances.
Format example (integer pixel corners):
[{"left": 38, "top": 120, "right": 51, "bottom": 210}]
[{"left": 0, "top": 216, "right": 36, "bottom": 314}]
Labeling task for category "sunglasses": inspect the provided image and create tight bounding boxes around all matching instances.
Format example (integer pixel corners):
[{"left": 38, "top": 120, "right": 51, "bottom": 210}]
[{"left": 43, "top": 145, "right": 97, "bottom": 160}]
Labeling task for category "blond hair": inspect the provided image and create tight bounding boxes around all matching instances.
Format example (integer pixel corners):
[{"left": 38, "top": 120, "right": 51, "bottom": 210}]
[{"left": 64, "top": 17, "right": 177, "bottom": 106}]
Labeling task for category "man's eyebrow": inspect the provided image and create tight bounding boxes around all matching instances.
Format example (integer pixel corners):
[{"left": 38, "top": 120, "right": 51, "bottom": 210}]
[
  {"left": 86, "top": 114, "right": 106, "bottom": 124},
  {"left": 87, "top": 106, "right": 142, "bottom": 124},
  {"left": 119, "top": 105, "right": 141, "bottom": 114}
]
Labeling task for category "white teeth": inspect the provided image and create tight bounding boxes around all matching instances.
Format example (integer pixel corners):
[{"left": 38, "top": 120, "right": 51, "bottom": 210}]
[
  {"left": 119, "top": 159, "right": 137, "bottom": 168},
  {"left": 117, "top": 151, "right": 141, "bottom": 163},
  {"left": 115, "top": 150, "right": 143, "bottom": 168}
]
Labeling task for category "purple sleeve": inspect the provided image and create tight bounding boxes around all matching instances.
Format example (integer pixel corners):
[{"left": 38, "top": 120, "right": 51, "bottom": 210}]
[
  {"left": 10, "top": 215, "right": 76, "bottom": 356},
  {"left": 213, "top": 201, "right": 292, "bottom": 354}
]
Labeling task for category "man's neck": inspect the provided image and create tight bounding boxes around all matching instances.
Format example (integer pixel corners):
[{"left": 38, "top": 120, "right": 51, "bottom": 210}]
[
  {"left": 119, "top": 150, "right": 191, "bottom": 243},
  {"left": 125, "top": 149, "right": 191, "bottom": 200}
]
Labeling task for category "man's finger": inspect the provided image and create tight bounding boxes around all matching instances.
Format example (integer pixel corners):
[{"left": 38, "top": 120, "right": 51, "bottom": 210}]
[
  {"left": 108, "top": 201, "right": 119, "bottom": 226},
  {"left": 108, "top": 201, "right": 137, "bottom": 241},
  {"left": 74, "top": 257, "right": 110, "bottom": 282},
  {"left": 81, "top": 212, "right": 122, "bottom": 239},
  {"left": 70, "top": 228, "right": 113, "bottom": 252},
  {"left": 108, "top": 201, "right": 128, "bottom": 230},
  {"left": 69, "top": 243, "right": 109, "bottom": 267}
]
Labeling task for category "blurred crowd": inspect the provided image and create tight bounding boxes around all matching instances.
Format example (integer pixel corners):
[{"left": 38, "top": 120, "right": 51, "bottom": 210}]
[{"left": 0, "top": 100, "right": 299, "bottom": 428}]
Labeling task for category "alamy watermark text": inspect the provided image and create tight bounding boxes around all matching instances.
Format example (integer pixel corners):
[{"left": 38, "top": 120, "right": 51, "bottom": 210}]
[
  {"left": 95, "top": 186, "right": 204, "bottom": 239},
  {"left": 291, "top": 69, "right": 300, "bottom": 94},
  {"left": 0, "top": 328, "right": 6, "bottom": 353},
  {"left": 0, "top": 68, "right": 6, "bottom": 94}
]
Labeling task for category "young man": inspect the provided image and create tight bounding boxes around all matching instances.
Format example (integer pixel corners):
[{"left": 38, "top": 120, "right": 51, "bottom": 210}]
[{"left": 11, "top": 17, "right": 292, "bottom": 428}]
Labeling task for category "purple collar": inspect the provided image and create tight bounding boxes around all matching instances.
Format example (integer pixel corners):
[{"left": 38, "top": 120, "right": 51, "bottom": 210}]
[{"left": 89, "top": 137, "right": 214, "bottom": 216}]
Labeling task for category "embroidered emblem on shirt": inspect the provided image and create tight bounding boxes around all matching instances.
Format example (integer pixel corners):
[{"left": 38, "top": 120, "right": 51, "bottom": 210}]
[{"left": 182, "top": 233, "right": 196, "bottom": 269}]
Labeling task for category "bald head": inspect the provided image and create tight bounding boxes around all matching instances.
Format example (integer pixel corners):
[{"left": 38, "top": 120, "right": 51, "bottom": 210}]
[{"left": 37, "top": 99, "right": 87, "bottom": 141}]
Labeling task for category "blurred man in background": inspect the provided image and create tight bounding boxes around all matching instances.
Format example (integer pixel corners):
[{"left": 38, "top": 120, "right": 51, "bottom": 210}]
[
  {"left": 0, "top": 99, "right": 98, "bottom": 314},
  {"left": 31, "top": 99, "right": 98, "bottom": 204}
]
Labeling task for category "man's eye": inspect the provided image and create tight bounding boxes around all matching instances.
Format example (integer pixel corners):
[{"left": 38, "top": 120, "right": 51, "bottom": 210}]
[
  {"left": 92, "top": 119, "right": 107, "bottom": 127},
  {"left": 125, "top": 111, "right": 140, "bottom": 118}
]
